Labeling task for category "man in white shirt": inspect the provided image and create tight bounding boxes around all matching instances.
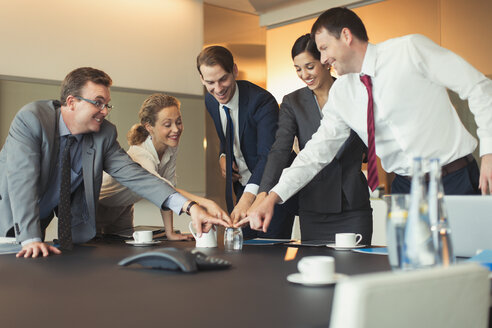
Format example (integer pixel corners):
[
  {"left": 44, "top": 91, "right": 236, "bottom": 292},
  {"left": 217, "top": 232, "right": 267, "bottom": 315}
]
[{"left": 241, "top": 7, "right": 492, "bottom": 233}]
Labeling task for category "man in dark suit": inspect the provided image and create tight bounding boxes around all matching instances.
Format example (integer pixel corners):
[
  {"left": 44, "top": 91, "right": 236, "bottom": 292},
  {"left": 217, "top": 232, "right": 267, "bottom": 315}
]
[
  {"left": 196, "top": 46, "right": 295, "bottom": 239},
  {"left": 0, "top": 67, "right": 230, "bottom": 258}
]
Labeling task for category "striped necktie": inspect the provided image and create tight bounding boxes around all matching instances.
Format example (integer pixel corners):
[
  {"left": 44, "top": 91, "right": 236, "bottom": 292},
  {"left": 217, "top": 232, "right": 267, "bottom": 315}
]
[{"left": 360, "top": 75, "right": 379, "bottom": 191}]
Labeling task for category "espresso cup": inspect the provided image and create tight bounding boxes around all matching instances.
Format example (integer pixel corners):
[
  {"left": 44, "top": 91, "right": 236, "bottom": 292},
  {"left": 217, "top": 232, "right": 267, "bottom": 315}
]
[
  {"left": 133, "top": 230, "right": 153, "bottom": 243},
  {"left": 335, "top": 233, "right": 363, "bottom": 248},
  {"left": 297, "top": 256, "right": 335, "bottom": 283},
  {"left": 188, "top": 222, "right": 217, "bottom": 248}
]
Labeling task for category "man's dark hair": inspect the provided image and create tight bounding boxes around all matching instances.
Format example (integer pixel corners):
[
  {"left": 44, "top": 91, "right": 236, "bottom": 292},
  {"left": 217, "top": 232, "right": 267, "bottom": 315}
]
[
  {"left": 196, "top": 46, "right": 234, "bottom": 76},
  {"left": 291, "top": 33, "right": 321, "bottom": 60},
  {"left": 311, "top": 7, "right": 368, "bottom": 42},
  {"left": 60, "top": 67, "right": 112, "bottom": 105}
]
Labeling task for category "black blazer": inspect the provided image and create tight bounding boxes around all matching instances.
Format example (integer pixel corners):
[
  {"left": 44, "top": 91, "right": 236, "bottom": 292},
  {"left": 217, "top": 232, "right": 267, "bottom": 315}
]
[
  {"left": 205, "top": 80, "right": 280, "bottom": 186},
  {"left": 259, "top": 87, "right": 370, "bottom": 213}
]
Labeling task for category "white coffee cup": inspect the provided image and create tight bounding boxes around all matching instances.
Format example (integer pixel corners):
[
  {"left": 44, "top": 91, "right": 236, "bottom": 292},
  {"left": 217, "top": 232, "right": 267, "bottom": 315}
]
[
  {"left": 188, "top": 222, "right": 217, "bottom": 248},
  {"left": 133, "top": 230, "right": 153, "bottom": 243},
  {"left": 335, "top": 233, "right": 363, "bottom": 247},
  {"left": 297, "top": 256, "right": 335, "bottom": 283}
]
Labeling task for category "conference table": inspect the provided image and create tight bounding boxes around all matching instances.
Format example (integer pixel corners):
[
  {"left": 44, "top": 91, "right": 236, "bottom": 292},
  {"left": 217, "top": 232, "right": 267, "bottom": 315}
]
[{"left": 0, "top": 237, "right": 393, "bottom": 328}]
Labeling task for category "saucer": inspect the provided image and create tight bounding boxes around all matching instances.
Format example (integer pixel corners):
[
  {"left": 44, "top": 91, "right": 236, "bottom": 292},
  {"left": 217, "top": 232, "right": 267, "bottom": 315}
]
[
  {"left": 125, "top": 240, "right": 161, "bottom": 246},
  {"left": 287, "top": 273, "right": 347, "bottom": 286},
  {"left": 326, "top": 243, "right": 366, "bottom": 250}
]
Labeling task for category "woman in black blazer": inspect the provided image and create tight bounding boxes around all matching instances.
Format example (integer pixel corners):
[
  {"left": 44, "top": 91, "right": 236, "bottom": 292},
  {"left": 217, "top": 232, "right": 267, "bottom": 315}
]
[{"left": 255, "top": 34, "right": 373, "bottom": 243}]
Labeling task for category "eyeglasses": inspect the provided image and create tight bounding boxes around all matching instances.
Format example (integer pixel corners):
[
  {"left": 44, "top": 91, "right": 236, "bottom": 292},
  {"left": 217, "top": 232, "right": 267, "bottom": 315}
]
[{"left": 75, "top": 96, "right": 114, "bottom": 112}]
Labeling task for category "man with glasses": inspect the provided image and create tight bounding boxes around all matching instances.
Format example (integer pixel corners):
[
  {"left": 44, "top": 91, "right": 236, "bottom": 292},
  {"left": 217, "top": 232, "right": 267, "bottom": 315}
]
[{"left": 0, "top": 67, "right": 231, "bottom": 258}]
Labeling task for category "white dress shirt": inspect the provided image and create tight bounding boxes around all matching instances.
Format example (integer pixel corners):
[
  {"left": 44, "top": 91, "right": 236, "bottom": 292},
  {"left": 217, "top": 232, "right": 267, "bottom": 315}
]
[
  {"left": 219, "top": 83, "right": 258, "bottom": 195},
  {"left": 272, "top": 34, "right": 492, "bottom": 202},
  {"left": 99, "top": 136, "right": 177, "bottom": 206}
]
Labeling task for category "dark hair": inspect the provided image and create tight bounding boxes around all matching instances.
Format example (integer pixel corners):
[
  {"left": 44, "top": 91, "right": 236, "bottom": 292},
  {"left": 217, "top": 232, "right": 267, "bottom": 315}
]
[
  {"left": 291, "top": 33, "right": 321, "bottom": 60},
  {"left": 196, "top": 46, "right": 234, "bottom": 76},
  {"left": 311, "top": 7, "right": 368, "bottom": 42},
  {"left": 127, "top": 94, "right": 181, "bottom": 145},
  {"left": 60, "top": 67, "right": 112, "bottom": 105}
]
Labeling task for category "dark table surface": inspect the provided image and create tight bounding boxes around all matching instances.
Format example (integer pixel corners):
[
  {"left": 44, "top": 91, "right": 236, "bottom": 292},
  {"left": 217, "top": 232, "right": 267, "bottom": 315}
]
[{"left": 0, "top": 239, "right": 391, "bottom": 328}]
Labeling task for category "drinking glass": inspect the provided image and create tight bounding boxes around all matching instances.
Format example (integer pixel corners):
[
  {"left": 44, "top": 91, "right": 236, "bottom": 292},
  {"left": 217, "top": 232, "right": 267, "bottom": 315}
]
[
  {"left": 384, "top": 194, "right": 410, "bottom": 270},
  {"left": 224, "top": 227, "right": 243, "bottom": 251}
]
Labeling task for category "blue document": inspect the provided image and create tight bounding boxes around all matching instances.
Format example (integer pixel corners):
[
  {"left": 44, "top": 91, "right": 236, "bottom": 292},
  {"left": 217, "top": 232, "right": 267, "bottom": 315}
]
[
  {"left": 352, "top": 247, "right": 388, "bottom": 255},
  {"left": 467, "top": 249, "right": 492, "bottom": 271}
]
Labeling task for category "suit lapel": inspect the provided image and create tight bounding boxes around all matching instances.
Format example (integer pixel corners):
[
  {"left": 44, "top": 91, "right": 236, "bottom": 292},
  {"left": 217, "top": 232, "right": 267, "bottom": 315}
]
[
  {"left": 209, "top": 96, "right": 226, "bottom": 141},
  {"left": 299, "top": 87, "right": 321, "bottom": 143},
  {"left": 50, "top": 106, "right": 62, "bottom": 185},
  {"left": 81, "top": 134, "right": 95, "bottom": 218},
  {"left": 42, "top": 103, "right": 61, "bottom": 194},
  {"left": 302, "top": 87, "right": 322, "bottom": 131},
  {"left": 237, "top": 82, "right": 248, "bottom": 141}
]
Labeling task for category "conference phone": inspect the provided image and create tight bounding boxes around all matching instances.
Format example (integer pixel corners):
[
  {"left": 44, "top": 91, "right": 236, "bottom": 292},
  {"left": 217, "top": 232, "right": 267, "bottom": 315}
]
[{"left": 118, "top": 247, "right": 231, "bottom": 272}]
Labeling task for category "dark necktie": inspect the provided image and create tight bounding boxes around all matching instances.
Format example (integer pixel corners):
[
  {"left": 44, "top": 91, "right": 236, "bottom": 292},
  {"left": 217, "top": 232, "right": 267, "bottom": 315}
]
[
  {"left": 360, "top": 75, "right": 379, "bottom": 191},
  {"left": 223, "top": 106, "right": 234, "bottom": 213},
  {"left": 58, "top": 136, "right": 76, "bottom": 250}
]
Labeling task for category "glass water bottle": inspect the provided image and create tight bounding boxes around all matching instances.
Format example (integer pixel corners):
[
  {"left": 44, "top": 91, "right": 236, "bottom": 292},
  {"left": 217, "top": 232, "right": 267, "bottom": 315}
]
[
  {"left": 428, "top": 158, "right": 455, "bottom": 266},
  {"left": 404, "top": 157, "right": 436, "bottom": 269}
]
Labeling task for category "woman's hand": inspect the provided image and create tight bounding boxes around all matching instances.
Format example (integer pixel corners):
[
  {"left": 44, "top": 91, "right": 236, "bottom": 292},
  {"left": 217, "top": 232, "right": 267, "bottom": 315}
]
[
  {"left": 165, "top": 231, "right": 194, "bottom": 241},
  {"left": 197, "top": 198, "right": 232, "bottom": 226}
]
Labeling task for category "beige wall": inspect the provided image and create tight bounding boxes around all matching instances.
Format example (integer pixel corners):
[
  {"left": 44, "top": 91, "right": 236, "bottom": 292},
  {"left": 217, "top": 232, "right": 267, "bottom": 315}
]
[
  {"left": 266, "top": 0, "right": 492, "bottom": 101},
  {"left": 267, "top": 18, "right": 316, "bottom": 103},
  {"left": 0, "top": 0, "right": 204, "bottom": 95},
  {"left": 204, "top": 4, "right": 267, "bottom": 87}
]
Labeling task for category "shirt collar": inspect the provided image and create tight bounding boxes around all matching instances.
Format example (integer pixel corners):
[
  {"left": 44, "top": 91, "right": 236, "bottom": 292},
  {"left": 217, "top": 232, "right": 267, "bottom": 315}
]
[
  {"left": 142, "top": 135, "right": 175, "bottom": 165},
  {"left": 222, "top": 82, "right": 239, "bottom": 112},
  {"left": 360, "top": 43, "right": 376, "bottom": 78},
  {"left": 143, "top": 135, "right": 160, "bottom": 163},
  {"left": 58, "top": 114, "right": 82, "bottom": 142}
]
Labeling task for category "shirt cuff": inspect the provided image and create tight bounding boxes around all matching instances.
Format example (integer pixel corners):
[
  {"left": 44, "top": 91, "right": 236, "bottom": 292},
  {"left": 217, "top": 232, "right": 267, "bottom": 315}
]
[
  {"left": 21, "top": 238, "right": 42, "bottom": 246},
  {"left": 243, "top": 183, "right": 259, "bottom": 196},
  {"left": 161, "top": 192, "right": 188, "bottom": 215},
  {"left": 270, "top": 184, "right": 288, "bottom": 204},
  {"left": 219, "top": 153, "right": 226, "bottom": 159},
  {"left": 479, "top": 137, "right": 492, "bottom": 157}
]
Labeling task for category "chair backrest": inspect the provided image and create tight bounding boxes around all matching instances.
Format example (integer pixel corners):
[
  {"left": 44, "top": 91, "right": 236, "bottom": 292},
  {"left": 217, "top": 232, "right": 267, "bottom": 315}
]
[{"left": 329, "top": 264, "right": 490, "bottom": 328}]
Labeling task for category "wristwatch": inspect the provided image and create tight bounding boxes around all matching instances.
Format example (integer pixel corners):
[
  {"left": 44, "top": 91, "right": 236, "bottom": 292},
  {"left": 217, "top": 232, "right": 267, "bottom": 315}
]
[{"left": 185, "top": 201, "right": 198, "bottom": 215}]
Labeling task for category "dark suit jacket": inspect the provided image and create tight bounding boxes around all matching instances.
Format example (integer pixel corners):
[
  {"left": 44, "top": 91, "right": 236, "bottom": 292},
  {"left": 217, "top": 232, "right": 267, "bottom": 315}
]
[
  {"left": 205, "top": 80, "right": 279, "bottom": 187},
  {"left": 0, "top": 100, "right": 177, "bottom": 243},
  {"left": 259, "top": 87, "right": 370, "bottom": 213}
]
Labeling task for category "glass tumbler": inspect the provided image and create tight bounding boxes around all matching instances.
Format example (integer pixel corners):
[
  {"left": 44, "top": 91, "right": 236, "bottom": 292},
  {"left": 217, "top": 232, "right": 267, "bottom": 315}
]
[{"left": 224, "top": 227, "right": 243, "bottom": 251}]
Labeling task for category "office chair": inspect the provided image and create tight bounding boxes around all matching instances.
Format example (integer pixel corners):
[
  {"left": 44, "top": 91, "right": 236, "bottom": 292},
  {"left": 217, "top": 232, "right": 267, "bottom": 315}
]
[{"left": 329, "top": 264, "right": 490, "bottom": 328}]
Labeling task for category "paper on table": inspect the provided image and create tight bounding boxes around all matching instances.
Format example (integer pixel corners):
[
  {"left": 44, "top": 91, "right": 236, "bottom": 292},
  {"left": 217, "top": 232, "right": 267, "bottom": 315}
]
[{"left": 284, "top": 240, "right": 333, "bottom": 247}]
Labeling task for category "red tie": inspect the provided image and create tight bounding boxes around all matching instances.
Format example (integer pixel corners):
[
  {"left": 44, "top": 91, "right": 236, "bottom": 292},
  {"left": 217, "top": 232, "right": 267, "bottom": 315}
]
[{"left": 360, "top": 74, "right": 379, "bottom": 191}]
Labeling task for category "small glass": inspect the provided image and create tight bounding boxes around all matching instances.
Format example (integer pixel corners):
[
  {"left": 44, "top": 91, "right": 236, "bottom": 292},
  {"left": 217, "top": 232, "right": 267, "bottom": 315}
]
[
  {"left": 384, "top": 194, "right": 410, "bottom": 270},
  {"left": 224, "top": 227, "right": 243, "bottom": 251}
]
